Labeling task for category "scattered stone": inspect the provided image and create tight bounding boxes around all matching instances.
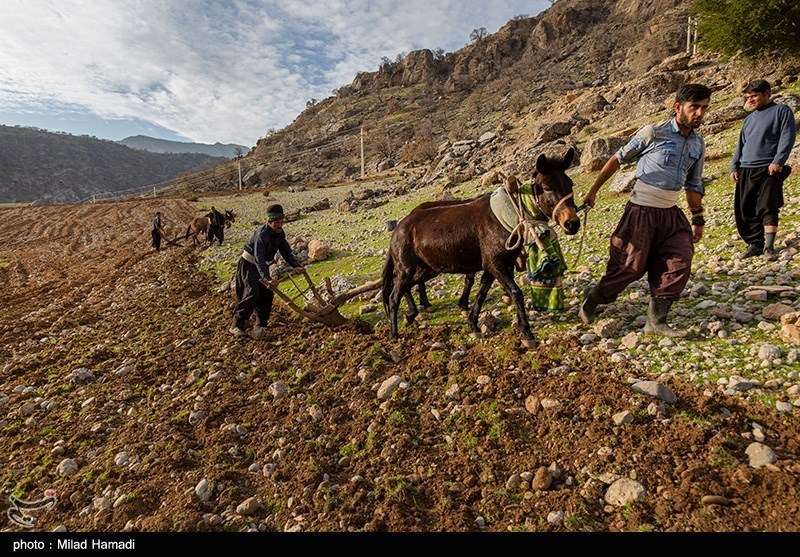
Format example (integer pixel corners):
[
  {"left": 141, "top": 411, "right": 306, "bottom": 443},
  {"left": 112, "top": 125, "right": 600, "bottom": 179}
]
[
  {"left": 308, "top": 404, "right": 324, "bottom": 422},
  {"left": 377, "top": 375, "right": 403, "bottom": 400},
  {"left": 547, "top": 510, "right": 565, "bottom": 524},
  {"left": 236, "top": 497, "right": 260, "bottom": 516},
  {"left": 524, "top": 395, "right": 541, "bottom": 415},
  {"left": 268, "top": 382, "right": 289, "bottom": 400},
  {"left": 113, "top": 452, "right": 130, "bottom": 467},
  {"left": 56, "top": 459, "right": 79, "bottom": 476},
  {"left": 195, "top": 479, "right": 213, "bottom": 502},
  {"left": 505, "top": 473, "right": 522, "bottom": 491},
  {"left": 745, "top": 442, "right": 777, "bottom": 468},
  {"left": 728, "top": 376, "right": 760, "bottom": 391},
  {"left": 531, "top": 467, "right": 552, "bottom": 491},
  {"left": 621, "top": 332, "right": 639, "bottom": 350},
  {"left": 613, "top": 410, "right": 634, "bottom": 425},
  {"left": 604, "top": 478, "right": 646, "bottom": 506},
  {"left": 631, "top": 380, "right": 677, "bottom": 404}
]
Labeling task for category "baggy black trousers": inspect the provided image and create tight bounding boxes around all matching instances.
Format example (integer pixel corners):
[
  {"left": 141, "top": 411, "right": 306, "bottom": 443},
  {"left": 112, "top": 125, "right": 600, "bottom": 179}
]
[
  {"left": 735, "top": 165, "right": 786, "bottom": 247},
  {"left": 232, "top": 257, "right": 273, "bottom": 329},
  {"left": 151, "top": 229, "right": 161, "bottom": 251}
]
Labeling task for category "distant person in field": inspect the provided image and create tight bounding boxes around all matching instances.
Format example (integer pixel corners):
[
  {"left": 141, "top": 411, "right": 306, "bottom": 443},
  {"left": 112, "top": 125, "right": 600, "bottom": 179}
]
[
  {"left": 730, "top": 79, "right": 796, "bottom": 261},
  {"left": 230, "top": 204, "right": 305, "bottom": 339},
  {"left": 205, "top": 205, "right": 225, "bottom": 245},
  {"left": 151, "top": 211, "right": 167, "bottom": 251},
  {"left": 579, "top": 83, "right": 711, "bottom": 338}
]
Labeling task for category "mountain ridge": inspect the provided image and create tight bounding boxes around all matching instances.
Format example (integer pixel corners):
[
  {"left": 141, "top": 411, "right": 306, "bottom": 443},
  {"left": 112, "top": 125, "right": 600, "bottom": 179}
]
[
  {"left": 0, "top": 125, "right": 228, "bottom": 205},
  {"left": 118, "top": 135, "right": 249, "bottom": 158}
]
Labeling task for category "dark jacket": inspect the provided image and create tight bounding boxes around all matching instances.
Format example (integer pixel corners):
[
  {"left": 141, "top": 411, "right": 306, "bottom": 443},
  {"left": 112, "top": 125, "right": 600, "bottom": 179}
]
[
  {"left": 206, "top": 209, "right": 224, "bottom": 228},
  {"left": 242, "top": 224, "right": 300, "bottom": 280}
]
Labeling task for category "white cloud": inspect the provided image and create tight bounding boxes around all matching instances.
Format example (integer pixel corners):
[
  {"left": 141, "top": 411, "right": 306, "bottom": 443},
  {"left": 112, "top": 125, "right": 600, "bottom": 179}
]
[{"left": 0, "top": 0, "right": 547, "bottom": 146}]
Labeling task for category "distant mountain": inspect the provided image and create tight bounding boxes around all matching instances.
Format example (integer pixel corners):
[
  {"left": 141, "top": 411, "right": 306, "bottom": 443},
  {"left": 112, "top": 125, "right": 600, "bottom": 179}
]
[
  {"left": 118, "top": 135, "right": 249, "bottom": 158},
  {"left": 0, "top": 126, "right": 228, "bottom": 205}
]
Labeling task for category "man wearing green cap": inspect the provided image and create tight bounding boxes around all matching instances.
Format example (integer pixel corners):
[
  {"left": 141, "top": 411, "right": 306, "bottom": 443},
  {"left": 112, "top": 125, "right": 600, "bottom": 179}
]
[{"left": 231, "top": 204, "right": 305, "bottom": 338}]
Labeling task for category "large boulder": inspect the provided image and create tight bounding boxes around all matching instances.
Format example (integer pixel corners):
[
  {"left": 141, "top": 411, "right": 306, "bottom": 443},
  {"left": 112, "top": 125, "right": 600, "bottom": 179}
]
[
  {"left": 609, "top": 170, "right": 637, "bottom": 195},
  {"left": 307, "top": 239, "right": 330, "bottom": 261},
  {"left": 779, "top": 312, "right": 800, "bottom": 345},
  {"left": 580, "top": 136, "right": 629, "bottom": 172}
]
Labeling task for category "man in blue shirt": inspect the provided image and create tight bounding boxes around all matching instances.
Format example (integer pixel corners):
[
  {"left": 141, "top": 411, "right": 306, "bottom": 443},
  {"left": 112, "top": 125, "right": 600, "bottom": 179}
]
[
  {"left": 579, "top": 83, "right": 711, "bottom": 338},
  {"left": 730, "top": 79, "right": 796, "bottom": 261},
  {"left": 231, "top": 204, "right": 305, "bottom": 338}
]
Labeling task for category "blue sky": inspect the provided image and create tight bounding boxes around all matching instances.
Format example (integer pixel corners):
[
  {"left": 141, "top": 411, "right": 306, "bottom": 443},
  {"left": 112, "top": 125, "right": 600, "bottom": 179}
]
[{"left": 0, "top": 0, "right": 548, "bottom": 147}]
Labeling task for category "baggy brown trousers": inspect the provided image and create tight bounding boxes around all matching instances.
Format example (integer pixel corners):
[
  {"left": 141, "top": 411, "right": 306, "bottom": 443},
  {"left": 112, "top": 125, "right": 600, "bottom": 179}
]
[{"left": 596, "top": 202, "right": 693, "bottom": 303}]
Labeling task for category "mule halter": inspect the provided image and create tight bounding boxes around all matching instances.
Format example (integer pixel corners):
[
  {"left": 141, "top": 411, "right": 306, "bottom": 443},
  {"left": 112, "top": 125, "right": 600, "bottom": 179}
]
[{"left": 531, "top": 172, "right": 574, "bottom": 222}]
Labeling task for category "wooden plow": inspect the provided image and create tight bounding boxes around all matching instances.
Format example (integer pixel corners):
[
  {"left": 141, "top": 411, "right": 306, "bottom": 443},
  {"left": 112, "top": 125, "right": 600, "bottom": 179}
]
[{"left": 268, "top": 271, "right": 382, "bottom": 326}]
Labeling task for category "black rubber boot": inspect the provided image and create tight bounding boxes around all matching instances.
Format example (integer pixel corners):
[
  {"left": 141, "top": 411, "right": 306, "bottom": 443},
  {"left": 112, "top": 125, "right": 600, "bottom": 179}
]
[
  {"left": 579, "top": 285, "right": 603, "bottom": 324},
  {"left": 644, "top": 298, "right": 688, "bottom": 338}
]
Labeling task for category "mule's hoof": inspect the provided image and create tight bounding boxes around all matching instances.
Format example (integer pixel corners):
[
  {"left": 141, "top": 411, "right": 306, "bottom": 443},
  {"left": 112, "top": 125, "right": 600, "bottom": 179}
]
[
  {"left": 521, "top": 339, "right": 536, "bottom": 349},
  {"left": 403, "top": 316, "right": 416, "bottom": 326},
  {"left": 469, "top": 332, "right": 482, "bottom": 339}
]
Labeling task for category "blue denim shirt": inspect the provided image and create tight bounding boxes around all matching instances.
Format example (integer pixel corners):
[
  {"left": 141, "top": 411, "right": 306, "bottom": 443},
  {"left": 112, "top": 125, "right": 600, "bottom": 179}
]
[{"left": 615, "top": 118, "right": 706, "bottom": 196}]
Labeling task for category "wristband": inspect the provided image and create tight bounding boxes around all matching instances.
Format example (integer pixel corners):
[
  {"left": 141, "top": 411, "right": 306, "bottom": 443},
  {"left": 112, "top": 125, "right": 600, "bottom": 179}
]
[{"left": 691, "top": 216, "right": 705, "bottom": 226}]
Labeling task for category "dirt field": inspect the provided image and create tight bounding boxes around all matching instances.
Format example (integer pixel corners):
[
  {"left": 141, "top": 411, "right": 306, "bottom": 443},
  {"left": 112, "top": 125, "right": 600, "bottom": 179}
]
[{"left": 0, "top": 199, "right": 799, "bottom": 534}]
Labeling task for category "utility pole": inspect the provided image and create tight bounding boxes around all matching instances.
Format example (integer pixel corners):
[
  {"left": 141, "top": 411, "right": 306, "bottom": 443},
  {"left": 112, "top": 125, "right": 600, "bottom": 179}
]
[
  {"left": 237, "top": 155, "right": 243, "bottom": 190},
  {"left": 360, "top": 127, "right": 365, "bottom": 179},
  {"left": 686, "top": 16, "right": 697, "bottom": 55}
]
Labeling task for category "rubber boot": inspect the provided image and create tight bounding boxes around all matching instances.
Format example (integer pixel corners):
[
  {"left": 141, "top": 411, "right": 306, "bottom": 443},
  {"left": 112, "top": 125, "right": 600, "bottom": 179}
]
[
  {"left": 579, "top": 285, "right": 603, "bottom": 324},
  {"left": 643, "top": 298, "right": 688, "bottom": 338}
]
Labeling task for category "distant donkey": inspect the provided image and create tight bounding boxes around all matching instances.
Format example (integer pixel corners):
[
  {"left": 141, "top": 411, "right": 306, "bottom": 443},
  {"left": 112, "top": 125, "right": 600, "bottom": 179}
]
[{"left": 185, "top": 209, "right": 235, "bottom": 246}]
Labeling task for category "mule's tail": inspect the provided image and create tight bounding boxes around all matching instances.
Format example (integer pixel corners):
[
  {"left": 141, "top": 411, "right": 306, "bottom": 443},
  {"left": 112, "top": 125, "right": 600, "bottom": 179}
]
[{"left": 381, "top": 252, "right": 394, "bottom": 317}]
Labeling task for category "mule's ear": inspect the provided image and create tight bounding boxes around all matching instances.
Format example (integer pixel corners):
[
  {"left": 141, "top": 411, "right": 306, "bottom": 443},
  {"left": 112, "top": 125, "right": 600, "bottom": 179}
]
[
  {"left": 536, "top": 153, "right": 551, "bottom": 174},
  {"left": 562, "top": 147, "right": 575, "bottom": 169}
]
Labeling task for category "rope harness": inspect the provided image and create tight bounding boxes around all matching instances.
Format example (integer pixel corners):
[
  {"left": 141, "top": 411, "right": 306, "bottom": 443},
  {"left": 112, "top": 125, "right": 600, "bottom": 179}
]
[
  {"left": 504, "top": 173, "right": 569, "bottom": 252},
  {"left": 501, "top": 174, "right": 590, "bottom": 273}
]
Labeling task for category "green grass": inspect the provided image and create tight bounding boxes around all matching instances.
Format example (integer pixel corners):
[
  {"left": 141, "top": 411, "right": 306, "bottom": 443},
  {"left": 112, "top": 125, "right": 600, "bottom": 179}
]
[{"left": 181, "top": 93, "right": 800, "bottom": 396}]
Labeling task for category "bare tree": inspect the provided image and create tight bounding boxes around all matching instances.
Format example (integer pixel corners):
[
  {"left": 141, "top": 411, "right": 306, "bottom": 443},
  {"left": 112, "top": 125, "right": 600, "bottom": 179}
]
[
  {"left": 305, "top": 98, "right": 318, "bottom": 108},
  {"left": 470, "top": 27, "right": 487, "bottom": 43}
]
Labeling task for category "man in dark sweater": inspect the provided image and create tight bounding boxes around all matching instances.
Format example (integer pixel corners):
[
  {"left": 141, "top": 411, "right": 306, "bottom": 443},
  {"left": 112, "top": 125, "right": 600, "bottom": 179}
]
[
  {"left": 730, "top": 79, "right": 796, "bottom": 261},
  {"left": 230, "top": 204, "right": 305, "bottom": 338}
]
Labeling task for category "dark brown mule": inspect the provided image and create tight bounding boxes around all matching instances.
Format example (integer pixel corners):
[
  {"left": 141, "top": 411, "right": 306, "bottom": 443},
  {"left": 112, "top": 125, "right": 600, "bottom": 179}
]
[
  {"left": 413, "top": 174, "right": 524, "bottom": 316},
  {"left": 382, "top": 148, "right": 579, "bottom": 346},
  {"left": 185, "top": 209, "right": 235, "bottom": 246}
]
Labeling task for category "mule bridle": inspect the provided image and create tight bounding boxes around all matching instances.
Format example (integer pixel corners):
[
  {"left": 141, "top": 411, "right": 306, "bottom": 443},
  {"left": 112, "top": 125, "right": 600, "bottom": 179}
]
[{"left": 531, "top": 171, "right": 575, "bottom": 223}]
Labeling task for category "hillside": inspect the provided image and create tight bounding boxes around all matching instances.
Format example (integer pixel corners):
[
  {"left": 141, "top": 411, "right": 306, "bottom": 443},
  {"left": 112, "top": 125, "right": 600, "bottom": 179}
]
[
  {"left": 175, "top": 0, "right": 697, "bottom": 193},
  {"left": 173, "top": 0, "right": 798, "bottom": 201},
  {"left": 0, "top": 126, "right": 227, "bottom": 205},
  {"left": 118, "top": 136, "right": 248, "bottom": 159}
]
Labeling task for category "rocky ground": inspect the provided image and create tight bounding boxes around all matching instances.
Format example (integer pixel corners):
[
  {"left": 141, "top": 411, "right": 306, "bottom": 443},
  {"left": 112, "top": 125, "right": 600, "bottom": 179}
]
[{"left": 0, "top": 196, "right": 799, "bottom": 534}]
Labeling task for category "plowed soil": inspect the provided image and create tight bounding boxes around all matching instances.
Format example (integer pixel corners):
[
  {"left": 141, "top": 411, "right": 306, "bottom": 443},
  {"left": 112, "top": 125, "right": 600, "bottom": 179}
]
[{"left": 0, "top": 199, "right": 798, "bottom": 534}]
